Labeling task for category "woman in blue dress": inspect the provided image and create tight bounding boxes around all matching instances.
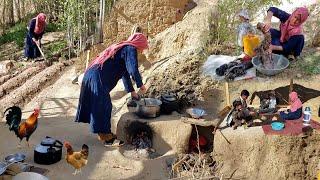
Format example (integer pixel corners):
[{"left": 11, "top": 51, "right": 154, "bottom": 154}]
[
  {"left": 24, "top": 13, "right": 46, "bottom": 60},
  {"left": 263, "top": 7, "right": 309, "bottom": 60},
  {"left": 75, "top": 33, "right": 148, "bottom": 146}
]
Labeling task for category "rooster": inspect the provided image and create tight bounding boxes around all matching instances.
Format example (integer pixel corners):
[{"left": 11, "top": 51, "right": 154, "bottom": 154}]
[
  {"left": 4, "top": 106, "right": 40, "bottom": 147},
  {"left": 64, "top": 142, "right": 89, "bottom": 175}
]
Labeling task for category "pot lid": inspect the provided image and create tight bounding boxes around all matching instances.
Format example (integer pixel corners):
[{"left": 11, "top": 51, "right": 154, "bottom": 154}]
[
  {"left": 161, "top": 93, "right": 177, "bottom": 102},
  {"left": 41, "top": 137, "right": 56, "bottom": 146},
  {"left": 35, "top": 144, "right": 50, "bottom": 153}
]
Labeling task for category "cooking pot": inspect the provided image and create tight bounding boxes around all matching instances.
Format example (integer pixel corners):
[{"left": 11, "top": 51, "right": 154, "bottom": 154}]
[
  {"left": 160, "top": 93, "right": 179, "bottom": 114},
  {"left": 34, "top": 136, "right": 63, "bottom": 165},
  {"left": 136, "top": 98, "right": 162, "bottom": 118}
]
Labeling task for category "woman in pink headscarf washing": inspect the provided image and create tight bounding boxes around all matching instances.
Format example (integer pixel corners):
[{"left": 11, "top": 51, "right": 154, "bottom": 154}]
[
  {"left": 24, "top": 13, "right": 46, "bottom": 60},
  {"left": 262, "top": 7, "right": 309, "bottom": 61},
  {"left": 278, "top": 91, "right": 303, "bottom": 120},
  {"left": 75, "top": 33, "right": 148, "bottom": 146}
]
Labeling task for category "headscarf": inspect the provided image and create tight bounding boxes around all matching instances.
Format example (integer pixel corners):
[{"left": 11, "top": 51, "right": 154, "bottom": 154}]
[
  {"left": 280, "top": 7, "right": 309, "bottom": 43},
  {"left": 289, "top": 91, "right": 302, "bottom": 112},
  {"left": 88, "top": 33, "right": 148, "bottom": 69},
  {"left": 34, "top": 13, "right": 46, "bottom": 34},
  {"left": 238, "top": 9, "right": 250, "bottom": 20}
]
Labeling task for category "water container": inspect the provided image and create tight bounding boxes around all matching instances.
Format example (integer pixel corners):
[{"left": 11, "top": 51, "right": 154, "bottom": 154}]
[
  {"left": 243, "top": 34, "right": 260, "bottom": 57},
  {"left": 303, "top": 107, "right": 311, "bottom": 126}
]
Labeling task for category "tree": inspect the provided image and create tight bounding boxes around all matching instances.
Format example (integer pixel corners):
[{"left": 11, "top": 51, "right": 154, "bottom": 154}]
[{"left": 98, "top": 0, "right": 106, "bottom": 43}]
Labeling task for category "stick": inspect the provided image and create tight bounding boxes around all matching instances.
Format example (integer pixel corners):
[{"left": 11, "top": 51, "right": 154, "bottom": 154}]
[
  {"left": 289, "top": 78, "right": 293, "bottom": 102},
  {"left": 225, "top": 82, "right": 230, "bottom": 106},
  {"left": 172, "top": 154, "right": 189, "bottom": 173},
  {"left": 85, "top": 50, "right": 90, "bottom": 69},
  {"left": 35, "top": 43, "right": 47, "bottom": 61},
  {"left": 218, "top": 129, "right": 231, "bottom": 144}
]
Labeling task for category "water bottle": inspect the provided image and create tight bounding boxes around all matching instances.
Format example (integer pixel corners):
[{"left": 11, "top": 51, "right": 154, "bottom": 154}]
[{"left": 303, "top": 107, "right": 311, "bottom": 126}]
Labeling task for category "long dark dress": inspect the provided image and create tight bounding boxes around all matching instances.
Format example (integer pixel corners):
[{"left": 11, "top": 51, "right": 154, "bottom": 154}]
[
  {"left": 24, "top": 19, "right": 45, "bottom": 59},
  {"left": 268, "top": 7, "right": 305, "bottom": 57},
  {"left": 75, "top": 45, "right": 143, "bottom": 134},
  {"left": 280, "top": 107, "right": 303, "bottom": 120}
]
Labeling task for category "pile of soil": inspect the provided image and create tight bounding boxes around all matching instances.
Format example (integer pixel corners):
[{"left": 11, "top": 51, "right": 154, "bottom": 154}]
[{"left": 147, "top": 55, "right": 214, "bottom": 106}]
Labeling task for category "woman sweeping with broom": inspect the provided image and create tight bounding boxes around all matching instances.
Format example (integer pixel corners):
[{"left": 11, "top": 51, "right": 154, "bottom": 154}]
[{"left": 75, "top": 33, "right": 148, "bottom": 146}]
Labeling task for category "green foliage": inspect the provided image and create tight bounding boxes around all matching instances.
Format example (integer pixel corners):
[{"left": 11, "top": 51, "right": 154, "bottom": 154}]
[
  {"left": 0, "top": 22, "right": 27, "bottom": 47},
  {"left": 44, "top": 40, "right": 67, "bottom": 58},
  {"left": 61, "top": 0, "right": 116, "bottom": 54},
  {"left": 0, "top": 12, "right": 62, "bottom": 47},
  {"left": 298, "top": 54, "right": 320, "bottom": 75},
  {"left": 213, "top": 0, "right": 281, "bottom": 44}
]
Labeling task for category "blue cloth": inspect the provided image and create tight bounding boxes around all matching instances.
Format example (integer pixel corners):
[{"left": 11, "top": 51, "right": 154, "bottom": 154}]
[
  {"left": 24, "top": 19, "right": 45, "bottom": 59},
  {"left": 75, "top": 45, "right": 143, "bottom": 134},
  {"left": 267, "top": 7, "right": 305, "bottom": 57},
  {"left": 280, "top": 107, "right": 303, "bottom": 120}
]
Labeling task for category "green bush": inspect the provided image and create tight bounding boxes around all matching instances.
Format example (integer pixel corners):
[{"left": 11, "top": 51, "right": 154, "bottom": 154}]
[
  {"left": 299, "top": 54, "right": 320, "bottom": 75},
  {"left": 213, "top": 0, "right": 281, "bottom": 45}
]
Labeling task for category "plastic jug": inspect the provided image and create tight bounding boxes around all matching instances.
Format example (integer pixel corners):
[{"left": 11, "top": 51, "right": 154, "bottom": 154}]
[
  {"left": 243, "top": 34, "right": 260, "bottom": 57},
  {"left": 303, "top": 107, "right": 311, "bottom": 126}
]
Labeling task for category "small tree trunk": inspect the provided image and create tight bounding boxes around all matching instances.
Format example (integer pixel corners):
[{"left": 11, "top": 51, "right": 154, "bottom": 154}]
[
  {"left": 15, "top": 0, "right": 21, "bottom": 21},
  {"left": 98, "top": 0, "right": 105, "bottom": 43},
  {"left": 9, "top": 0, "right": 15, "bottom": 25}
]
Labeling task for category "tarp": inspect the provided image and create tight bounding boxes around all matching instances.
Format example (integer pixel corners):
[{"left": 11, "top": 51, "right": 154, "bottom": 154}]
[
  {"left": 262, "top": 119, "right": 320, "bottom": 136},
  {"left": 202, "top": 55, "right": 256, "bottom": 81}
]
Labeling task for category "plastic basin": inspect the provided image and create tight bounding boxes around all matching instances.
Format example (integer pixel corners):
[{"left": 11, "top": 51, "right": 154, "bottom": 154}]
[{"left": 271, "top": 122, "right": 285, "bottom": 131}]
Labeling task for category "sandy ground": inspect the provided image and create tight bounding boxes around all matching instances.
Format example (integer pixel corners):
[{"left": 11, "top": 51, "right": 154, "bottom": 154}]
[{"left": 0, "top": 67, "right": 172, "bottom": 180}]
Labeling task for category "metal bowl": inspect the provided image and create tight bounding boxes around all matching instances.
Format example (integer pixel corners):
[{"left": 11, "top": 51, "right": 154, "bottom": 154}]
[
  {"left": 136, "top": 98, "right": 162, "bottom": 118},
  {"left": 5, "top": 153, "right": 26, "bottom": 163},
  {"left": 0, "top": 162, "right": 7, "bottom": 175},
  {"left": 252, "top": 54, "right": 289, "bottom": 76},
  {"left": 186, "top": 108, "right": 207, "bottom": 119}
]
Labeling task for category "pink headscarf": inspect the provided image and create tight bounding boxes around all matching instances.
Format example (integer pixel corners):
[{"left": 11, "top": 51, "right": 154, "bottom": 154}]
[
  {"left": 34, "top": 13, "right": 46, "bottom": 34},
  {"left": 88, "top": 33, "right": 148, "bottom": 69},
  {"left": 289, "top": 91, "right": 302, "bottom": 112},
  {"left": 280, "top": 7, "right": 309, "bottom": 43}
]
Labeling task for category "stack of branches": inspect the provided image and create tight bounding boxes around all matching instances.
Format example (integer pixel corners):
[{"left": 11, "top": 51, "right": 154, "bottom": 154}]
[{"left": 169, "top": 127, "right": 219, "bottom": 180}]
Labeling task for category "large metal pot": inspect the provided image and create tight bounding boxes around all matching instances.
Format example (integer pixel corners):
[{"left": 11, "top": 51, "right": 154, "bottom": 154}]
[{"left": 136, "top": 98, "right": 162, "bottom": 118}]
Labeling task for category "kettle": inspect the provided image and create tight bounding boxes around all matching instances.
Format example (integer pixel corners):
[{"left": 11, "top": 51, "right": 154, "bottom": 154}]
[
  {"left": 34, "top": 136, "right": 63, "bottom": 165},
  {"left": 160, "top": 92, "right": 180, "bottom": 114}
]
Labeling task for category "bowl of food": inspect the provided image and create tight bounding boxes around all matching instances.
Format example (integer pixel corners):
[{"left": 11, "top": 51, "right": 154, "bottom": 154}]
[
  {"left": 186, "top": 108, "right": 207, "bottom": 119},
  {"left": 252, "top": 54, "right": 289, "bottom": 76}
]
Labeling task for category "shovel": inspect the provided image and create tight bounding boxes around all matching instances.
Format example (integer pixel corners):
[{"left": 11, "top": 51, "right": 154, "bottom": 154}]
[{"left": 35, "top": 43, "right": 51, "bottom": 66}]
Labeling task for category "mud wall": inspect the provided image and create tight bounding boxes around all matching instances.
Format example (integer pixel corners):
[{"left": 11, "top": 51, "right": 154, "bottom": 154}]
[
  {"left": 214, "top": 127, "right": 320, "bottom": 180},
  {"left": 103, "top": 0, "right": 196, "bottom": 46}
]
